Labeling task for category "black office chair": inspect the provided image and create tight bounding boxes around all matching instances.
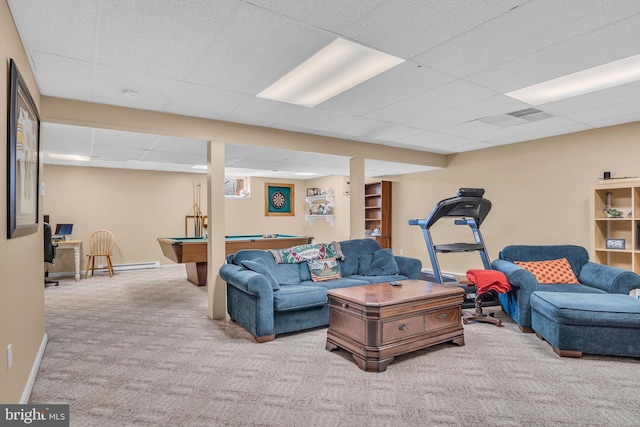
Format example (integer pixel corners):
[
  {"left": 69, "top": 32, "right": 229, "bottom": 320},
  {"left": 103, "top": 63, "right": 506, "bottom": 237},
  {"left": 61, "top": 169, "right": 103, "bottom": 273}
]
[{"left": 44, "top": 222, "right": 59, "bottom": 286}]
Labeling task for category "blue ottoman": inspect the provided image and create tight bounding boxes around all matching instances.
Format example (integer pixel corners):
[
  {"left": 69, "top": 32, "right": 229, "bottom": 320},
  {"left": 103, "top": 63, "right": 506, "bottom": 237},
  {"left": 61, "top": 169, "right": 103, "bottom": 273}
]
[{"left": 530, "top": 291, "right": 640, "bottom": 358}]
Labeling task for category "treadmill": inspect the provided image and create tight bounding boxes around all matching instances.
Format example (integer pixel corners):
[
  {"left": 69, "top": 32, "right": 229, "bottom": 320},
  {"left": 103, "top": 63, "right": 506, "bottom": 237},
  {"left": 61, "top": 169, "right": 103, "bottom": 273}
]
[{"left": 409, "top": 188, "right": 499, "bottom": 308}]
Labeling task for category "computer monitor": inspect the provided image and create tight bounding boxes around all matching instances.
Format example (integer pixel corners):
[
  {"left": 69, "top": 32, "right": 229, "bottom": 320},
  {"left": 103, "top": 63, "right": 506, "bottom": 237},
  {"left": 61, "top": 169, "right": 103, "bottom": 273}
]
[{"left": 55, "top": 223, "right": 73, "bottom": 235}]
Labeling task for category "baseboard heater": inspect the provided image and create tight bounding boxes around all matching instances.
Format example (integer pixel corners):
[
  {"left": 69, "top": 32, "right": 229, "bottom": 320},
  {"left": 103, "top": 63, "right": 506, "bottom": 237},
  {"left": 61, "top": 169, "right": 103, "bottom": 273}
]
[{"left": 100, "top": 261, "right": 160, "bottom": 272}]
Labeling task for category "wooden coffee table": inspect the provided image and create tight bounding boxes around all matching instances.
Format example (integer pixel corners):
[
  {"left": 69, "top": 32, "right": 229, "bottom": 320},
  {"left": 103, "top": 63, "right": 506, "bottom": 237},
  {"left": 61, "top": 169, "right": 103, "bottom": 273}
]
[{"left": 325, "top": 280, "right": 465, "bottom": 372}]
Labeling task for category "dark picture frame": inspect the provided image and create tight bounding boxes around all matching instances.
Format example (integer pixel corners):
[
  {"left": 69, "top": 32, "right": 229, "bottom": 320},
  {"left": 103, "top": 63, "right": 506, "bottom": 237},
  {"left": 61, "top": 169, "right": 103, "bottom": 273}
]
[
  {"left": 265, "top": 183, "right": 294, "bottom": 216},
  {"left": 7, "top": 59, "right": 40, "bottom": 238},
  {"left": 605, "top": 238, "right": 625, "bottom": 250}
]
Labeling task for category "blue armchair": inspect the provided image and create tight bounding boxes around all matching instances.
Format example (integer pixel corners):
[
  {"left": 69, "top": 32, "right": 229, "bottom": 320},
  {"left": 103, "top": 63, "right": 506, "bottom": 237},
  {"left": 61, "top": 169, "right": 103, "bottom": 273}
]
[{"left": 491, "top": 245, "right": 640, "bottom": 331}]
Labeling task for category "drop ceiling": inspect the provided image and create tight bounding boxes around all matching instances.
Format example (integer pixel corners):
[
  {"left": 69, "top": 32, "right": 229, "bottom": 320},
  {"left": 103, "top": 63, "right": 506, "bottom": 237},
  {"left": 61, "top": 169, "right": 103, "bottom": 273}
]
[{"left": 8, "top": 0, "right": 640, "bottom": 178}]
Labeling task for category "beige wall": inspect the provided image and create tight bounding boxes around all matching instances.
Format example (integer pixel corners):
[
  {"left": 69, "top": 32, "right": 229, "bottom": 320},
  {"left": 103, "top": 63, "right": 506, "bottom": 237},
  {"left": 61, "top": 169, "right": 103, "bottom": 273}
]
[
  {"left": 42, "top": 167, "right": 353, "bottom": 272},
  {"left": 0, "top": 1, "right": 46, "bottom": 403},
  {"left": 393, "top": 121, "right": 640, "bottom": 275}
]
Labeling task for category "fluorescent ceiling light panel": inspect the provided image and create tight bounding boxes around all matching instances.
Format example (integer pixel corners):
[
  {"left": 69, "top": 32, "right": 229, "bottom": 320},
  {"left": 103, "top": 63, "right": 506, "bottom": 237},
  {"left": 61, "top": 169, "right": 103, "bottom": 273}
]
[
  {"left": 257, "top": 38, "right": 405, "bottom": 107},
  {"left": 48, "top": 153, "right": 90, "bottom": 162},
  {"left": 506, "top": 54, "right": 640, "bottom": 105}
]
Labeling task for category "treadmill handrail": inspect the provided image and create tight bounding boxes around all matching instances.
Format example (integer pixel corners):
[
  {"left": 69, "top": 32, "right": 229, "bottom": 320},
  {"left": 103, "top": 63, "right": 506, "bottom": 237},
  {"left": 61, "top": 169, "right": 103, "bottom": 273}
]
[{"left": 423, "top": 195, "right": 492, "bottom": 228}]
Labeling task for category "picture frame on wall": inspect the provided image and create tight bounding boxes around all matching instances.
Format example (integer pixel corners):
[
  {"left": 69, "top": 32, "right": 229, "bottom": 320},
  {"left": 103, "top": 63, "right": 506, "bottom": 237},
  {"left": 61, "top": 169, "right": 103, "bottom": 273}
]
[
  {"left": 265, "top": 183, "right": 295, "bottom": 216},
  {"left": 7, "top": 59, "right": 41, "bottom": 238}
]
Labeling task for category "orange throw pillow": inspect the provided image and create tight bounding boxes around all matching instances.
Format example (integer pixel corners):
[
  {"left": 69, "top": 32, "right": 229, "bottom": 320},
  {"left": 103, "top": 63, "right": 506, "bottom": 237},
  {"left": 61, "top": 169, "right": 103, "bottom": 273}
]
[{"left": 514, "top": 258, "right": 579, "bottom": 284}]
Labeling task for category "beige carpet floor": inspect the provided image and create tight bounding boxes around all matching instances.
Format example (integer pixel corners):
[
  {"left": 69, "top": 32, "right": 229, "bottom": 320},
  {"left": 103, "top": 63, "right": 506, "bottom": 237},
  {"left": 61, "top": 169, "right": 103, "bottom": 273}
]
[{"left": 32, "top": 267, "right": 640, "bottom": 426}]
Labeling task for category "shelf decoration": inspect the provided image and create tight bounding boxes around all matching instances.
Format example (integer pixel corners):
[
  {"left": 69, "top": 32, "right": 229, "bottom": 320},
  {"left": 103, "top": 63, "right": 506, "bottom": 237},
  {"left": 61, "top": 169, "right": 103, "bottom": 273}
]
[
  {"left": 605, "top": 238, "right": 625, "bottom": 250},
  {"left": 305, "top": 193, "right": 335, "bottom": 227}
]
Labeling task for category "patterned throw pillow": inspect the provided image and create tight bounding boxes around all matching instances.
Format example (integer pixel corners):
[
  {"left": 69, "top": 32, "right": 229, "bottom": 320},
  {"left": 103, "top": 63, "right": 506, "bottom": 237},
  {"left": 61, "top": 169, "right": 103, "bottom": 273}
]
[
  {"left": 514, "top": 258, "right": 579, "bottom": 284},
  {"left": 307, "top": 257, "right": 341, "bottom": 282},
  {"left": 270, "top": 242, "right": 345, "bottom": 264}
]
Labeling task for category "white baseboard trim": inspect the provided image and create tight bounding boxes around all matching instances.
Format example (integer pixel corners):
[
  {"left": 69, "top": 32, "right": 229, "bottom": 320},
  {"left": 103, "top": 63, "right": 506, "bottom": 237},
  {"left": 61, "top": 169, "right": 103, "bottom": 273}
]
[{"left": 20, "top": 333, "right": 48, "bottom": 404}]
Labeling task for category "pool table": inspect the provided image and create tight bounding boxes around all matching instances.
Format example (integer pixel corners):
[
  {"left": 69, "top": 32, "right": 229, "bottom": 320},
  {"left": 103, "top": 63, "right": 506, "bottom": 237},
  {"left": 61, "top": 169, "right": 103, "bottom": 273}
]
[{"left": 157, "top": 234, "right": 314, "bottom": 286}]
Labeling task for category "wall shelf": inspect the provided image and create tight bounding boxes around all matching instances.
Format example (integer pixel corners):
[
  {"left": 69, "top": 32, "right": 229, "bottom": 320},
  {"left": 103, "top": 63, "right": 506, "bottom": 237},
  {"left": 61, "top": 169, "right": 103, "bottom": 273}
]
[
  {"left": 365, "top": 181, "right": 391, "bottom": 248},
  {"left": 305, "top": 194, "right": 335, "bottom": 227}
]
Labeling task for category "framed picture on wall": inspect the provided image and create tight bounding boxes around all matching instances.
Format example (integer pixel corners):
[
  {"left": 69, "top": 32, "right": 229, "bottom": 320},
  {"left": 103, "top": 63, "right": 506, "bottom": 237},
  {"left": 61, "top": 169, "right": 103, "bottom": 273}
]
[
  {"left": 265, "top": 183, "right": 295, "bottom": 216},
  {"left": 7, "top": 59, "right": 41, "bottom": 238}
]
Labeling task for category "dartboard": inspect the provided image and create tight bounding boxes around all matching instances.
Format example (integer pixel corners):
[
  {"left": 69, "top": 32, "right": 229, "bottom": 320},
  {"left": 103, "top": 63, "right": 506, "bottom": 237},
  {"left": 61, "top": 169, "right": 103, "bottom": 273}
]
[{"left": 270, "top": 191, "right": 287, "bottom": 209}]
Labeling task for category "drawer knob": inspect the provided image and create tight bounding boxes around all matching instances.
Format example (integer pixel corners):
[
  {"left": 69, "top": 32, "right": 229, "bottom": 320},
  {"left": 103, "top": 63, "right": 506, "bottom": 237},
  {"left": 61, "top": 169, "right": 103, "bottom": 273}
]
[
  {"left": 341, "top": 303, "right": 349, "bottom": 309},
  {"left": 438, "top": 313, "right": 447, "bottom": 319},
  {"left": 399, "top": 323, "right": 409, "bottom": 332}
]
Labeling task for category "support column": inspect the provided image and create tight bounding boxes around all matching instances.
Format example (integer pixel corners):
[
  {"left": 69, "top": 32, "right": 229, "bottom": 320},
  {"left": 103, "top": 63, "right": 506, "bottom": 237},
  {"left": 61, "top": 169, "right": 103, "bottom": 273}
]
[
  {"left": 349, "top": 157, "right": 365, "bottom": 240},
  {"left": 207, "top": 141, "right": 226, "bottom": 320}
]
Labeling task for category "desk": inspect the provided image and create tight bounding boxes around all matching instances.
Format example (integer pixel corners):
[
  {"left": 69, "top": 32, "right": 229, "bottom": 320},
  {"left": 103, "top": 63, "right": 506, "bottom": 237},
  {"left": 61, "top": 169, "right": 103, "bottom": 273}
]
[
  {"left": 157, "top": 234, "right": 314, "bottom": 286},
  {"left": 56, "top": 239, "right": 82, "bottom": 281}
]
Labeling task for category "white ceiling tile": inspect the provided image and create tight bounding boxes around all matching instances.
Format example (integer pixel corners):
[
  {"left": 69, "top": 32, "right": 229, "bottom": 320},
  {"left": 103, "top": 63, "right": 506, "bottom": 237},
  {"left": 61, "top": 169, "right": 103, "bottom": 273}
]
[
  {"left": 440, "top": 121, "right": 500, "bottom": 137},
  {"left": 325, "top": 117, "right": 389, "bottom": 137},
  {"left": 415, "top": 0, "right": 640, "bottom": 77},
  {"left": 142, "top": 150, "right": 199, "bottom": 164},
  {"left": 420, "top": 135, "right": 481, "bottom": 151},
  {"left": 93, "top": 128, "right": 160, "bottom": 149},
  {"left": 472, "top": 117, "right": 587, "bottom": 143},
  {"left": 163, "top": 82, "right": 250, "bottom": 120},
  {"left": 342, "top": 0, "right": 526, "bottom": 58},
  {"left": 93, "top": 65, "right": 182, "bottom": 110},
  {"left": 394, "top": 130, "right": 450, "bottom": 148},
  {"left": 487, "top": 123, "right": 592, "bottom": 146},
  {"left": 365, "top": 80, "right": 497, "bottom": 124},
  {"left": 541, "top": 81, "right": 640, "bottom": 116},
  {"left": 97, "top": 0, "right": 239, "bottom": 79},
  {"left": 319, "top": 61, "right": 455, "bottom": 116},
  {"left": 564, "top": 99, "right": 640, "bottom": 125},
  {"left": 43, "top": 123, "right": 93, "bottom": 145},
  {"left": 29, "top": 52, "right": 94, "bottom": 100},
  {"left": 152, "top": 137, "right": 207, "bottom": 155},
  {"left": 468, "top": 14, "right": 640, "bottom": 93},
  {"left": 186, "top": 3, "right": 335, "bottom": 94},
  {"left": 8, "top": 0, "right": 98, "bottom": 62},
  {"left": 246, "top": 0, "right": 386, "bottom": 33},
  {"left": 367, "top": 125, "right": 426, "bottom": 142},
  {"left": 91, "top": 146, "right": 149, "bottom": 161},
  {"left": 406, "top": 95, "right": 530, "bottom": 131},
  {"left": 274, "top": 109, "right": 352, "bottom": 132}
]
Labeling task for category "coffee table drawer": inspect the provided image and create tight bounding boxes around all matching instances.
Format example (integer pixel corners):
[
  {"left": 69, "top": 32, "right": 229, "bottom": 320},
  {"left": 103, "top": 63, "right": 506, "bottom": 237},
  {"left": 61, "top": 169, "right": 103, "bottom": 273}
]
[
  {"left": 382, "top": 315, "right": 424, "bottom": 344},
  {"left": 425, "top": 307, "right": 460, "bottom": 331}
]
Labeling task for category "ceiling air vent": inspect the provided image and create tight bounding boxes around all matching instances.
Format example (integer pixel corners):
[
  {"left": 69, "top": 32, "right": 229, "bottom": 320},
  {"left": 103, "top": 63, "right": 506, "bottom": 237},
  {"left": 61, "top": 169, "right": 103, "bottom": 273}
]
[
  {"left": 476, "top": 108, "right": 553, "bottom": 128},
  {"left": 507, "top": 108, "right": 553, "bottom": 122}
]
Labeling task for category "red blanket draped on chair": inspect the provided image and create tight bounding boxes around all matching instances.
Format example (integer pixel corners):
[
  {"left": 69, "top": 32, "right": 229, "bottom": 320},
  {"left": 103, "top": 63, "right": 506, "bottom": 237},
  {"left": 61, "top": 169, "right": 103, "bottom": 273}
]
[{"left": 466, "top": 269, "right": 511, "bottom": 295}]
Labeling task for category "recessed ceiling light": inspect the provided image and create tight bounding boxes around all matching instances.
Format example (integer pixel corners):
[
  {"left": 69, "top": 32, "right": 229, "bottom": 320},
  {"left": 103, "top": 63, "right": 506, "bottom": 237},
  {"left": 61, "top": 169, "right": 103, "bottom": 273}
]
[
  {"left": 48, "top": 153, "right": 90, "bottom": 162},
  {"left": 121, "top": 89, "right": 138, "bottom": 98},
  {"left": 258, "top": 38, "right": 404, "bottom": 107},
  {"left": 506, "top": 53, "right": 640, "bottom": 105},
  {"left": 292, "top": 172, "right": 318, "bottom": 176}
]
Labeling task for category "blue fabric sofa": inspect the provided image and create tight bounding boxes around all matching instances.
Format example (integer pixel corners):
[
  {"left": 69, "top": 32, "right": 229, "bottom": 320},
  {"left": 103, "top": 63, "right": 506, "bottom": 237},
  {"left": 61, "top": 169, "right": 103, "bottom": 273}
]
[
  {"left": 219, "top": 238, "right": 422, "bottom": 342},
  {"left": 491, "top": 245, "right": 640, "bottom": 331}
]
